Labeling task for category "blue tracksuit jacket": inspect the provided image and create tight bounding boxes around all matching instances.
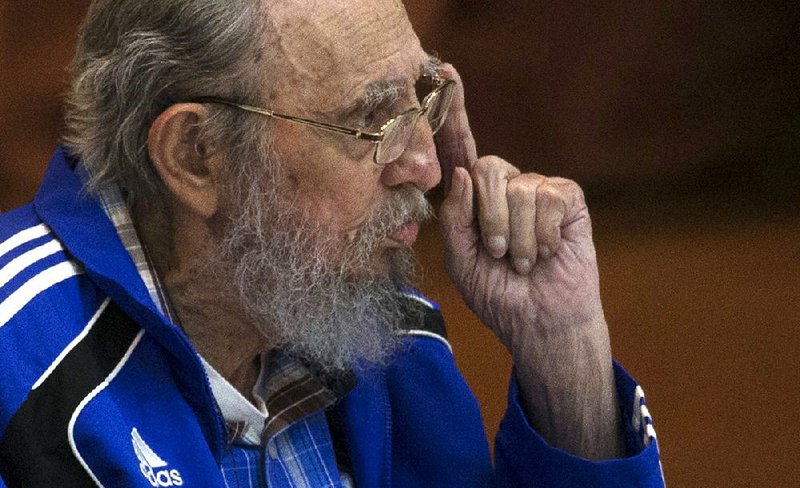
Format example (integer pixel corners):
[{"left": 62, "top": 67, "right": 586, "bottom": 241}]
[{"left": 0, "top": 147, "right": 665, "bottom": 487}]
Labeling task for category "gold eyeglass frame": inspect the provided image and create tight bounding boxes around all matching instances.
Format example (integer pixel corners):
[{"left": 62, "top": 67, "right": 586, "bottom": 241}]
[{"left": 186, "top": 76, "right": 456, "bottom": 165}]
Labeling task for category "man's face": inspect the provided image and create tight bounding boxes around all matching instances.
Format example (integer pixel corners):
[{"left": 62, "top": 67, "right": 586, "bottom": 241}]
[
  {"left": 214, "top": 0, "right": 441, "bottom": 371},
  {"left": 258, "top": 0, "right": 442, "bottom": 273}
]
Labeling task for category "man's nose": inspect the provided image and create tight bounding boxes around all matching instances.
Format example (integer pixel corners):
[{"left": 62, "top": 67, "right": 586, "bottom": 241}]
[{"left": 379, "top": 119, "right": 442, "bottom": 192}]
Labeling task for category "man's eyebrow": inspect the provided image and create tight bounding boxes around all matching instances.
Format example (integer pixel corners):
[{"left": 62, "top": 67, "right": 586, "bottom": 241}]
[
  {"left": 360, "top": 78, "right": 406, "bottom": 113},
  {"left": 341, "top": 55, "right": 444, "bottom": 120},
  {"left": 421, "top": 55, "right": 442, "bottom": 79}
]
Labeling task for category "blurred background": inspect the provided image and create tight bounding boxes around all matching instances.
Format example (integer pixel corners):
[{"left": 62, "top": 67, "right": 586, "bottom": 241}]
[{"left": 1, "top": 1, "right": 798, "bottom": 485}]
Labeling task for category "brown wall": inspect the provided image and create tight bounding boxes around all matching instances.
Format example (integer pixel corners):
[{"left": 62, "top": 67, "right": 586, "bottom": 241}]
[{"left": 2, "top": 2, "right": 799, "bottom": 486}]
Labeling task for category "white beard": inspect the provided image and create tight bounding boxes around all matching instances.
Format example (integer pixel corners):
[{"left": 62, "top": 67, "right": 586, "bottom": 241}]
[{"left": 215, "top": 158, "right": 433, "bottom": 374}]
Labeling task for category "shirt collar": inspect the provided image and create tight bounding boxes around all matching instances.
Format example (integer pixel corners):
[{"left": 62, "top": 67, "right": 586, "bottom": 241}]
[{"left": 200, "top": 355, "right": 268, "bottom": 445}]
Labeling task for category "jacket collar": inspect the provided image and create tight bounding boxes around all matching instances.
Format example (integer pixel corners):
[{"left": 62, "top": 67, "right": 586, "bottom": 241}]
[
  {"left": 34, "top": 147, "right": 156, "bottom": 314},
  {"left": 32, "top": 146, "right": 227, "bottom": 460}
]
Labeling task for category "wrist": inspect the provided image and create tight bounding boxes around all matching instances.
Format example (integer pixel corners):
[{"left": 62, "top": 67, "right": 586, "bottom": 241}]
[{"left": 512, "top": 319, "right": 624, "bottom": 460}]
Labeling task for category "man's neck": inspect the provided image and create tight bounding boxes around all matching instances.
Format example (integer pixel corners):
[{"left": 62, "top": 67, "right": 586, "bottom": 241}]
[
  {"left": 167, "top": 276, "right": 268, "bottom": 402},
  {"left": 135, "top": 207, "right": 271, "bottom": 403}
]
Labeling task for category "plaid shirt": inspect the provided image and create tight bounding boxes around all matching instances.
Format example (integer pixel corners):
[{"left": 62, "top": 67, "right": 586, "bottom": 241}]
[{"left": 81, "top": 165, "right": 353, "bottom": 487}]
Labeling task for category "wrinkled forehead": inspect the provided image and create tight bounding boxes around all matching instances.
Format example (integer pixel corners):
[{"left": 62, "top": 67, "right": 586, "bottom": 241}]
[{"left": 262, "top": 0, "right": 428, "bottom": 112}]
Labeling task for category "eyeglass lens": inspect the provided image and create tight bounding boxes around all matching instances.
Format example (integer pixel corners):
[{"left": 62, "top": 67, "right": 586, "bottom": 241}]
[
  {"left": 375, "top": 111, "right": 420, "bottom": 165},
  {"left": 425, "top": 85, "right": 454, "bottom": 133},
  {"left": 375, "top": 83, "right": 454, "bottom": 165}
]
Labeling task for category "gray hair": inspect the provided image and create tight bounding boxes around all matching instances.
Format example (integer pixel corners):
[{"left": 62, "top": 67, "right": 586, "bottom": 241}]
[{"left": 63, "top": 0, "right": 268, "bottom": 207}]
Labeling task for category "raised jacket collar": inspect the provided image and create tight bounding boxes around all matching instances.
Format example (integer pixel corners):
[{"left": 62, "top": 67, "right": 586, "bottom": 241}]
[{"left": 32, "top": 146, "right": 228, "bottom": 461}]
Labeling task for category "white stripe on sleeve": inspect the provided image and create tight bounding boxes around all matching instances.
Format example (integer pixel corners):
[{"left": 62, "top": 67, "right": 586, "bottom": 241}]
[
  {"left": 0, "top": 224, "right": 50, "bottom": 261},
  {"left": 0, "top": 261, "right": 83, "bottom": 329},
  {"left": 0, "top": 239, "right": 64, "bottom": 289}
]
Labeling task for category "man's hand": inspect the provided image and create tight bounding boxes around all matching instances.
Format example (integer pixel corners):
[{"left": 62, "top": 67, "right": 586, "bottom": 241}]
[{"left": 435, "top": 64, "right": 624, "bottom": 460}]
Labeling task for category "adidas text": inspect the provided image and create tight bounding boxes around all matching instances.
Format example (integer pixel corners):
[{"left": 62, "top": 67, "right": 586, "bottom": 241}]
[
  {"left": 139, "top": 465, "right": 183, "bottom": 487},
  {"left": 132, "top": 427, "right": 183, "bottom": 487}
]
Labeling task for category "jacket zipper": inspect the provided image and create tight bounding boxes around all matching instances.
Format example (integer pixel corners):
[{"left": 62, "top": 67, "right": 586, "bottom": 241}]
[{"left": 259, "top": 446, "right": 267, "bottom": 487}]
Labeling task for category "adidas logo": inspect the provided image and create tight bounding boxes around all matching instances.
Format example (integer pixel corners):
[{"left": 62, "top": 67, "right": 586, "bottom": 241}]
[{"left": 132, "top": 428, "right": 184, "bottom": 487}]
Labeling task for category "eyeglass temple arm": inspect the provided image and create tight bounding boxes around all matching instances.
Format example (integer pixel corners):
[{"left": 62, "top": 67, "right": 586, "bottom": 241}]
[{"left": 186, "top": 97, "right": 384, "bottom": 142}]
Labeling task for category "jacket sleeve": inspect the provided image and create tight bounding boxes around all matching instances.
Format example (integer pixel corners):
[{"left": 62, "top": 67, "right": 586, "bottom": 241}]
[{"left": 494, "top": 361, "right": 666, "bottom": 487}]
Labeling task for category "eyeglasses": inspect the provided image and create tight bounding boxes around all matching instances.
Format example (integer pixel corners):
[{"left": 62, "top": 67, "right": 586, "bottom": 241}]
[{"left": 187, "top": 76, "right": 456, "bottom": 166}]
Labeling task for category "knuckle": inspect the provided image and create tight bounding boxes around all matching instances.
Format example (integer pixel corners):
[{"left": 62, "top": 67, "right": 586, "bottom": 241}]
[
  {"left": 473, "top": 155, "right": 517, "bottom": 179},
  {"left": 549, "top": 176, "right": 576, "bottom": 186},
  {"left": 472, "top": 156, "right": 495, "bottom": 175},
  {"left": 506, "top": 179, "right": 534, "bottom": 204},
  {"left": 553, "top": 177, "right": 585, "bottom": 202},
  {"left": 507, "top": 174, "right": 544, "bottom": 202},
  {"left": 537, "top": 184, "right": 561, "bottom": 204}
]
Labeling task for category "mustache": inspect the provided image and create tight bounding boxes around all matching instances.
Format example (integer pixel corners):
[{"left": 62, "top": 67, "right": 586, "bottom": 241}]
[{"left": 352, "top": 185, "right": 433, "bottom": 248}]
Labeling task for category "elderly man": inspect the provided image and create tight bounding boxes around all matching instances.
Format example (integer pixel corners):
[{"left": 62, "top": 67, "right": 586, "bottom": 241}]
[{"left": 0, "top": 0, "right": 664, "bottom": 486}]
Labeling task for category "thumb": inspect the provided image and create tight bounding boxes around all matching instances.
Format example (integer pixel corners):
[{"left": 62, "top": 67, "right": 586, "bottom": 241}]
[{"left": 439, "top": 167, "right": 477, "bottom": 260}]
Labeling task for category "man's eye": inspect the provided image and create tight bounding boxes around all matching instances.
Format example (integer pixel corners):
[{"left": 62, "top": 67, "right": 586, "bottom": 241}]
[{"left": 361, "top": 110, "right": 377, "bottom": 129}]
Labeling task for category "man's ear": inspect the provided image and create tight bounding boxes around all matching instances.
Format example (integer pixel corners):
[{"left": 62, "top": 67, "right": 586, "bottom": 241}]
[{"left": 147, "top": 104, "right": 224, "bottom": 219}]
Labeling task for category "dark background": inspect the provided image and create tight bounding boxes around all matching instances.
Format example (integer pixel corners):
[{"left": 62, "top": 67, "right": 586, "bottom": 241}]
[{"left": 2, "top": 1, "right": 799, "bottom": 485}]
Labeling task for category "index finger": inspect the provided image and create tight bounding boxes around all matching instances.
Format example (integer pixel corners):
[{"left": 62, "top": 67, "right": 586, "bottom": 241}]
[{"left": 435, "top": 63, "right": 478, "bottom": 194}]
